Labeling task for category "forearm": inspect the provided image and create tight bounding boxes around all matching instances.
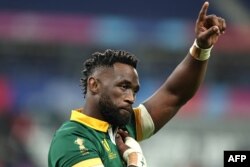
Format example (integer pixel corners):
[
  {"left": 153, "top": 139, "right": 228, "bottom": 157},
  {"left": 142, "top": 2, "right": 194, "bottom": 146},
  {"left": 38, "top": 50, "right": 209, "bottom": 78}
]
[
  {"left": 164, "top": 51, "right": 208, "bottom": 105},
  {"left": 143, "top": 44, "right": 209, "bottom": 132}
]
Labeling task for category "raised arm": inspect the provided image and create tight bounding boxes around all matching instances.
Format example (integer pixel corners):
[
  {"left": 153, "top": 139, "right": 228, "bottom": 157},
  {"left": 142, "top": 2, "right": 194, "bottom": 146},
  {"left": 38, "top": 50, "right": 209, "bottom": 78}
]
[{"left": 143, "top": 1, "right": 226, "bottom": 133}]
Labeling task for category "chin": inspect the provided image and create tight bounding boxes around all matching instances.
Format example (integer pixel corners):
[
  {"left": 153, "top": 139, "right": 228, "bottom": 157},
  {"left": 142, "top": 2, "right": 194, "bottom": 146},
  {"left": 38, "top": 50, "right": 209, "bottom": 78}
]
[{"left": 116, "top": 112, "right": 131, "bottom": 126}]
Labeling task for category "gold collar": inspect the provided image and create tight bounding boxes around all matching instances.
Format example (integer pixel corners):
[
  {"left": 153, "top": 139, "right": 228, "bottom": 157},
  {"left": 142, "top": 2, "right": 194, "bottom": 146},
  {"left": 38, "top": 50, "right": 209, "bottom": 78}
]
[{"left": 70, "top": 109, "right": 109, "bottom": 132}]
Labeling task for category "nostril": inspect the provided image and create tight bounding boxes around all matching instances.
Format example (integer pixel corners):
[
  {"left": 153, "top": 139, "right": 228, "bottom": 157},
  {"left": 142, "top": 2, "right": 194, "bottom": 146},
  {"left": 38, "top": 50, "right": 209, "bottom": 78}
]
[{"left": 125, "top": 99, "right": 134, "bottom": 105}]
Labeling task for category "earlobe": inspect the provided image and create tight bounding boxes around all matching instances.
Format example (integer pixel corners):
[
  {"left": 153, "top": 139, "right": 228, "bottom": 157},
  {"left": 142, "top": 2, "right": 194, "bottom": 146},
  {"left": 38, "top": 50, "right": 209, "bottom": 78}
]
[{"left": 88, "top": 77, "right": 99, "bottom": 95}]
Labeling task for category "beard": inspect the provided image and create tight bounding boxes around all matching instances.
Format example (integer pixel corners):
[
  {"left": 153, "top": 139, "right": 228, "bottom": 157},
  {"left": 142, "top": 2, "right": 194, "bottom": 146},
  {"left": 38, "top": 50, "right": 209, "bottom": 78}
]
[{"left": 98, "top": 93, "right": 133, "bottom": 127}]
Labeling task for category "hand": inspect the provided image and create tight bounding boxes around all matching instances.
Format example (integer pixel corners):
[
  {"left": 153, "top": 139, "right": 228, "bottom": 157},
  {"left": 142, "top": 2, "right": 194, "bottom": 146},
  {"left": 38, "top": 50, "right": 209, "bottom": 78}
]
[
  {"left": 195, "top": 1, "right": 226, "bottom": 48},
  {"left": 115, "top": 129, "right": 130, "bottom": 156},
  {"left": 115, "top": 129, "right": 147, "bottom": 167}
]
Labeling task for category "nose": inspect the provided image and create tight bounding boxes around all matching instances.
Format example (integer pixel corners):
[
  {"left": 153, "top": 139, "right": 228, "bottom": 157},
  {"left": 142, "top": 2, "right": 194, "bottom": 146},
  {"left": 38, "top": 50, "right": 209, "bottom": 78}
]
[{"left": 124, "top": 91, "right": 135, "bottom": 105}]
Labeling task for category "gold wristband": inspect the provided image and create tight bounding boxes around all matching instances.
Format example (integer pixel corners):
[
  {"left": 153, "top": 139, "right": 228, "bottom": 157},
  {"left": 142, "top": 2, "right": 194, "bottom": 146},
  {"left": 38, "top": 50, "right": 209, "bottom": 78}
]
[{"left": 189, "top": 39, "right": 213, "bottom": 61}]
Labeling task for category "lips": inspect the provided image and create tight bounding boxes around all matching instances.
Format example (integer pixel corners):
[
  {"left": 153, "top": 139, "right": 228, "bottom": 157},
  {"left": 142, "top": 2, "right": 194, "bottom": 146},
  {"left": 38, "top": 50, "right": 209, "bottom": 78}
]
[
  {"left": 120, "top": 108, "right": 129, "bottom": 113},
  {"left": 120, "top": 106, "right": 132, "bottom": 113}
]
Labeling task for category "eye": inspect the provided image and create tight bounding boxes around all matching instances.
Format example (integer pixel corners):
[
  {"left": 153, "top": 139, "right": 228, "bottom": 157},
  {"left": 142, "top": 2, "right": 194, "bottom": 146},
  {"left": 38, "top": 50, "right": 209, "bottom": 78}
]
[{"left": 120, "top": 84, "right": 129, "bottom": 90}]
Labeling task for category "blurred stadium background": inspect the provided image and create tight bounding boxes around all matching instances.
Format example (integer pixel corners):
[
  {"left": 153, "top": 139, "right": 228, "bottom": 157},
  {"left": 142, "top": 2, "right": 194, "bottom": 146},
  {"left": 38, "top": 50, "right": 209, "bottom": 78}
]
[{"left": 0, "top": 0, "right": 250, "bottom": 166}]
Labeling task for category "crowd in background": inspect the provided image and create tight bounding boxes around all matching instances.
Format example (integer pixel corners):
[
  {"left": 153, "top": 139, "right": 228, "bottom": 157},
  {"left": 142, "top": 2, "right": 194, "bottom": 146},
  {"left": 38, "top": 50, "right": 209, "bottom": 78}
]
[{"left": 0, "top": 0, "right": 250, "bottom": 166}]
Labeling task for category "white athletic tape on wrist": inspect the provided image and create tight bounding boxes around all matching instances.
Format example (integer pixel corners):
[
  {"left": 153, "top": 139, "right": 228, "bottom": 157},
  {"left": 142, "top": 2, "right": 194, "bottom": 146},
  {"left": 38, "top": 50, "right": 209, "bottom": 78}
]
[
  {"left": 123, "top": 148, "right": 135, "bottom": 161},
  {"left": 124, "top": 137, "right": 142, "bottom": 153},
  {"left": 123, "top": 149, "right": 147, "bottom": 167},
  {"left": 189, "top": 39, "right": 213, "bottom": 61},
  {"left": 122, "top": 137, "right": 147, "bottom": 167}
]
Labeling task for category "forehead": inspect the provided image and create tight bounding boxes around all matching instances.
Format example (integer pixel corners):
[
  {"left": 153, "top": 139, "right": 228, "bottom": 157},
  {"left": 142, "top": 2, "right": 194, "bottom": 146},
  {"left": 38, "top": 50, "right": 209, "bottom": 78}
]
[
  {"left": 94, "top": 62, "right": 139, "bottom": 85},
  {"left": 112, "top": 62, "right": 139, "bottom": 82}
]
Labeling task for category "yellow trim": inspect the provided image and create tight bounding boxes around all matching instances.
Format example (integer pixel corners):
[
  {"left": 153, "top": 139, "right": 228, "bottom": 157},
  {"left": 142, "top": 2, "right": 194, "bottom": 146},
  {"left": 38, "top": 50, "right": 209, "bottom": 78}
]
[
  {"left": 133, "top": 107, "right": 143, "bottom": 141},
  {"left": 70, "top": 109, "right": 109, "bottom": 132},
  {"left": 72, "top": 158, "right": 102, "bottom": 167}
]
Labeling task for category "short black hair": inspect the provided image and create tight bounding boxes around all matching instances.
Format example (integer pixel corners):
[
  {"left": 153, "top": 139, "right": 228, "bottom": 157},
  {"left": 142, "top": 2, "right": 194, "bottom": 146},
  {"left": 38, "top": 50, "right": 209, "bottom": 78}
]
[{"left": 80, "top": 49, "right": 138, "bottom": 97}]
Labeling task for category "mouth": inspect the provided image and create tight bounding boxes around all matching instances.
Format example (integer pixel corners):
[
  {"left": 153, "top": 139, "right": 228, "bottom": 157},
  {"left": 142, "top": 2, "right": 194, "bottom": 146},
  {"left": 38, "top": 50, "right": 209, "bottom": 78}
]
[
  {"left": 120, "top": 108, "right": 130, "bottom": 113},
  {"left": 120, "top": 108, "right": 132, "bottom": 116}
]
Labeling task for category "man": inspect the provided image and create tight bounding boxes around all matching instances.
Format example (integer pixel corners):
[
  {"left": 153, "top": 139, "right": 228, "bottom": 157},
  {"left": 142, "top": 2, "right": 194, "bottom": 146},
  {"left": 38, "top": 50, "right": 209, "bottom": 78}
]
[{"left": 48, "top": 1, "right": 226, "bottom": 167}]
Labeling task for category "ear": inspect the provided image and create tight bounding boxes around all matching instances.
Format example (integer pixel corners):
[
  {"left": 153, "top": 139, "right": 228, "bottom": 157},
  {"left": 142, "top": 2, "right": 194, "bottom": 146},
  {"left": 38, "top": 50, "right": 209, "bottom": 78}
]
[{"left": 87, "top": 77, "right": 100, "bottom": 95}]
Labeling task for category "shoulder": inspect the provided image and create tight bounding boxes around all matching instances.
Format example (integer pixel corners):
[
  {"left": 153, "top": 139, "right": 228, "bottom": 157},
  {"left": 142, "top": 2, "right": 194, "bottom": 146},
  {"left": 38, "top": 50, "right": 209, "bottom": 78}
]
[
  {"left": 131, "top": 104, "right": 155, "bottom": 141},
  {"left": 50, "top": 121, "right": 96, "bottom": 149},
  {"left": 48, "top": 121, "right": 101, "bottom": 167},
  {"left": 54, "top": 121, "right": 83, "bottom": 137}
]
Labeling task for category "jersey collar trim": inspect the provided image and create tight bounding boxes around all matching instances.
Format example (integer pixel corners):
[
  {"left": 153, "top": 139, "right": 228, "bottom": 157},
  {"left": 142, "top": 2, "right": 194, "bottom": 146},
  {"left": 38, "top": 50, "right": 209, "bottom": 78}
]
[{"left": 70, "top": 109, "right": 109, "bottom": 132}]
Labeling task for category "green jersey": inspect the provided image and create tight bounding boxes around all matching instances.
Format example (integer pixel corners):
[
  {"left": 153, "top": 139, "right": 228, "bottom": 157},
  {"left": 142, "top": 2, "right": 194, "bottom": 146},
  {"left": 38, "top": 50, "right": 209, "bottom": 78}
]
[{"left": 48, "top": 105, "right": 153, "bottom": 167}]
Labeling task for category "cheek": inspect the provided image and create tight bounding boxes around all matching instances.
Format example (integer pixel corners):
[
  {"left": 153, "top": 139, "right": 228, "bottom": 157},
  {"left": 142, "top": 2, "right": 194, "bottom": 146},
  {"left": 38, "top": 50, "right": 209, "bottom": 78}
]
[{"left": 108, "top": 88, "right": 125, "bottom": 103}]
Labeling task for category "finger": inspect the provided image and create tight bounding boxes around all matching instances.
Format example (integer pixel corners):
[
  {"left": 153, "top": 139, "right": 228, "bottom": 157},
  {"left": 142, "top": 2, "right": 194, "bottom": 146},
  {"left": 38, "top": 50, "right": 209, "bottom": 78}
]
[
  {"left": 115, "top": 134, "right": 129, "bottom": 153},
  {"left": 204, "top": 15, "right": 219, "bottom": 29},
  {"left": 118, "top": 129, "right": 129, "bottom": 139},
  {"left": 206, "top": 16, "right": 226, "bottom": 34},
  {"left": 219, "top": 17, "right": 226, "bottom": 34},
  {"left": 197, "top": 1, "right": 209, "bottom": 22},
  {"left": 115, "top": 134, "right": 125, "bottom": 148},
  {"left": 115, "top": 134, "right": 123, "bottom": 145}
]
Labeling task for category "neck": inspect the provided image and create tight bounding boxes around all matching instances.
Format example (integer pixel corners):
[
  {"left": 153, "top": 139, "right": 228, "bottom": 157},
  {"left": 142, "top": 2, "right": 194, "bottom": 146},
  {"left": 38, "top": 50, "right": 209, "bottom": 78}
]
[{"left": 83, "top": 96, "right": 104, "bottom": 121}]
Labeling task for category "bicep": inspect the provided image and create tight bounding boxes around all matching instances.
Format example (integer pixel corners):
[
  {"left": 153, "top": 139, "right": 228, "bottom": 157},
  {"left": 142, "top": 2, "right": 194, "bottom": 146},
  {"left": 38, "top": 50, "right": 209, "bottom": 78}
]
[
  {"left": 143, "top": 54, "right": 205, "bottom": 133},
  {"left": 143, "top": 86, "right": 182, "bottom": 133}
]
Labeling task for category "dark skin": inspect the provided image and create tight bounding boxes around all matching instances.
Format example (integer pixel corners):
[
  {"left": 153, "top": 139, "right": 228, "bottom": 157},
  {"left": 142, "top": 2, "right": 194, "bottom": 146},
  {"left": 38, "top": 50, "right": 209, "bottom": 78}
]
[
  {"left": 115, "top": 129, "right": 137, "bottom": 167},
  {"left": 142, "top": 1, "right": 226, "bottom": 133},
  {"left": 84, "top": 1, "right": 226, "bottom": 132},
  {"left": 83, "top": 63, "right": 140, "bottom": 122},
  {"left": 115, "top": 129, "right": 130, "bottom": 154},
  {"left": 83, "top": 1, "right": 226, "bottom": 164}
]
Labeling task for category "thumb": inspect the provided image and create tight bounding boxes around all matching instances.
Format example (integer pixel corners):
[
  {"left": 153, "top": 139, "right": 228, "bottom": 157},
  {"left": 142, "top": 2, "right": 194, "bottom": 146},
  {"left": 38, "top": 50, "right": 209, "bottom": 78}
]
[
  {"left": 198, "top": 26, "right": 220, "bottom": 48},
  {"left": 204, "top": 26, "right": 220, "bottom": 37}
]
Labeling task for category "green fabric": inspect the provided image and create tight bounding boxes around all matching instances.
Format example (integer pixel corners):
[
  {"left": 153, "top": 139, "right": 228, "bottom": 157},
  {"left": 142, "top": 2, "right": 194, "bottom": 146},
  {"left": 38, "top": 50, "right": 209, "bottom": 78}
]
[{"left": 48, "top": 112, "right": 137, "bottom": 167}]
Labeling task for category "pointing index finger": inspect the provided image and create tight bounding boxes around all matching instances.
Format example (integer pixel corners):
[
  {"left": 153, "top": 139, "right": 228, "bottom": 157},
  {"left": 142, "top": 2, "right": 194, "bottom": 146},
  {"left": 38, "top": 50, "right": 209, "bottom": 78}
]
[{"left": 198, "top": 1, "right": 209, "bottom": 21}]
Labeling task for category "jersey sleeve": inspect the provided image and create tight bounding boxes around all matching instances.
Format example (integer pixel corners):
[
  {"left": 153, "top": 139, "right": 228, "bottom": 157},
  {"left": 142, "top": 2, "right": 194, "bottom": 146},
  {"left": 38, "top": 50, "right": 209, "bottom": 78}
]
[
  {"left": 133, "top": 104, "right": 155, "bottom": 141},
  {"left": 48, "top": 134, "right": 103, "bottom": 167}
]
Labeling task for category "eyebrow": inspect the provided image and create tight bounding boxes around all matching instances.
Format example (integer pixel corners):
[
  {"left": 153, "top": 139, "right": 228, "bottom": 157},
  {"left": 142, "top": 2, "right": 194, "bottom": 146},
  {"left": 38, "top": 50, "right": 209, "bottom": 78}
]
[{"left": 121, "top": 80, "right": 140, "bottom": 92}]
